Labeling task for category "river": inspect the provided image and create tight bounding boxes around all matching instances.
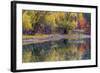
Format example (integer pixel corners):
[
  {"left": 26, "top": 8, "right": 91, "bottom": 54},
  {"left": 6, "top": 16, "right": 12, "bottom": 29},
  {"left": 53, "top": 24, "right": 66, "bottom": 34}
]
[{"left": 22, "top": 37, "right": 91, "bottom": 63}]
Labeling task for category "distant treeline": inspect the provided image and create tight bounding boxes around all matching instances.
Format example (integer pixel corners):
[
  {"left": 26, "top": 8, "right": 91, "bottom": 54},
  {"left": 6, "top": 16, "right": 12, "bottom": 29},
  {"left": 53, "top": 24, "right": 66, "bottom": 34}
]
[{"left": 22, "top": 10, "right": 91, "bottom": 35}]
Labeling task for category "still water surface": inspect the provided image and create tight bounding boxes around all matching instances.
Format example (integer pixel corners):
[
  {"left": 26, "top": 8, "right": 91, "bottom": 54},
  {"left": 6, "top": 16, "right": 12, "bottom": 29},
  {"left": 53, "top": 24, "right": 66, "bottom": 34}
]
[{"left": 22, "top": 38, "right": 91, "bottom": 63}]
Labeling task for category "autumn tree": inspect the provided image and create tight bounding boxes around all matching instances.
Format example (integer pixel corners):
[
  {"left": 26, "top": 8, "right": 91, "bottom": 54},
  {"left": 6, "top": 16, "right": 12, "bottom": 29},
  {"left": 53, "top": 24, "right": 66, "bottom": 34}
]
[
  {"left": 23, "top": 10, "right": 79, "bottom": 35},
  {"left": 23, "top": 10, "right": 41, "bottom": 34},
  {"left": 22, "top": 10, "right": 33, "bottom": 33}
]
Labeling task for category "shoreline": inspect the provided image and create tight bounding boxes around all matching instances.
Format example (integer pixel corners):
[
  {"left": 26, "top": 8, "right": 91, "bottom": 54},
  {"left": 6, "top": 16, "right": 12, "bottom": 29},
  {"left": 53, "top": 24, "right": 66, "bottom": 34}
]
[{"left": 22, "top": 34, "right": 90, "bottom": 45}]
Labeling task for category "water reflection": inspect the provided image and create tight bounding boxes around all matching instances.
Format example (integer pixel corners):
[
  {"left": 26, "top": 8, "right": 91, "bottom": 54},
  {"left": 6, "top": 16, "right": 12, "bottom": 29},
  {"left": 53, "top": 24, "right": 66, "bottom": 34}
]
[{"left": 22, "top": 38, "right": 91, "bottom": 63}]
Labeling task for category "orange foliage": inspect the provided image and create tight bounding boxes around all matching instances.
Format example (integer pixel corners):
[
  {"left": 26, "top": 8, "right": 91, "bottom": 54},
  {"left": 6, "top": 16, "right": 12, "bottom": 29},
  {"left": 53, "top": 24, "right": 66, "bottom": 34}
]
[{"left": 78, "top": 13, "right": 87, "bottom": 29}]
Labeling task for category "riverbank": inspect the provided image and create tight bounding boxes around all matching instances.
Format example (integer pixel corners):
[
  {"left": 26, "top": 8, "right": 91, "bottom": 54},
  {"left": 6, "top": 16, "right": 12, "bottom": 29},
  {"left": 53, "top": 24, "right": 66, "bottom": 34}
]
[{"left": 22, "top": 34, "right": 90, "bottom": 45}]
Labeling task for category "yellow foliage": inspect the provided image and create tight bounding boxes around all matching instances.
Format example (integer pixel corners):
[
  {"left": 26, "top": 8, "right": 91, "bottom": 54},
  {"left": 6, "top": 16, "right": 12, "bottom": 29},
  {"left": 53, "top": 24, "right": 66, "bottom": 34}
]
[
  {"left": 22, "top": 49, "right": 32, "bottom": 62},
  {"left": 22, "top": 10, "right": 84, "bottom": 33},
  {"left": 65, "top": 12, "right": 78, "bottom": 30},
  {"left": 71, "top": 13, "right": 78, "bottom": 27},
  {"left": 45, "top": 12, "right": 65, "bottom": 27},
  {"left": 45, "top": 48, "right": 65, "bottom": 61},
  {"left": 22, "top": 11, "right": 32, "bottom": 31},
  {"left": 45, "top": 13, "right": 56, "bottom": 27},
  {"left": 78, "top": 13, "right": 84, "bottom": 20}
]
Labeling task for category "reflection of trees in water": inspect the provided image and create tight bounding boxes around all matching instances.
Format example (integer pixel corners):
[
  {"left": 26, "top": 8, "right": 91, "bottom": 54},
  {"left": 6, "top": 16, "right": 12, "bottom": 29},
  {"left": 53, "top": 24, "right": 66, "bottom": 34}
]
[
  {"left": 22, "top": 48, "right": 32, "bottom": 62},
  {"left": 45, "top": 44, "right": 79, "bottom": 61},
  {"left": 22, "top": 39, "right": 91, "bottom": 63},
  {"left": 78, "top": 38, "right": 91, "bottom": 59}
]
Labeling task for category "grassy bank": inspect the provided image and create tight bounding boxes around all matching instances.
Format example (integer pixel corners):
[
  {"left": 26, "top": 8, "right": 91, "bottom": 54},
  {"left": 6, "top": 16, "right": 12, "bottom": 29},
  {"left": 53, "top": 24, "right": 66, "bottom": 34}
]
[{"left": 23, "top": 34, "right": 49, "bottom": 39}]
